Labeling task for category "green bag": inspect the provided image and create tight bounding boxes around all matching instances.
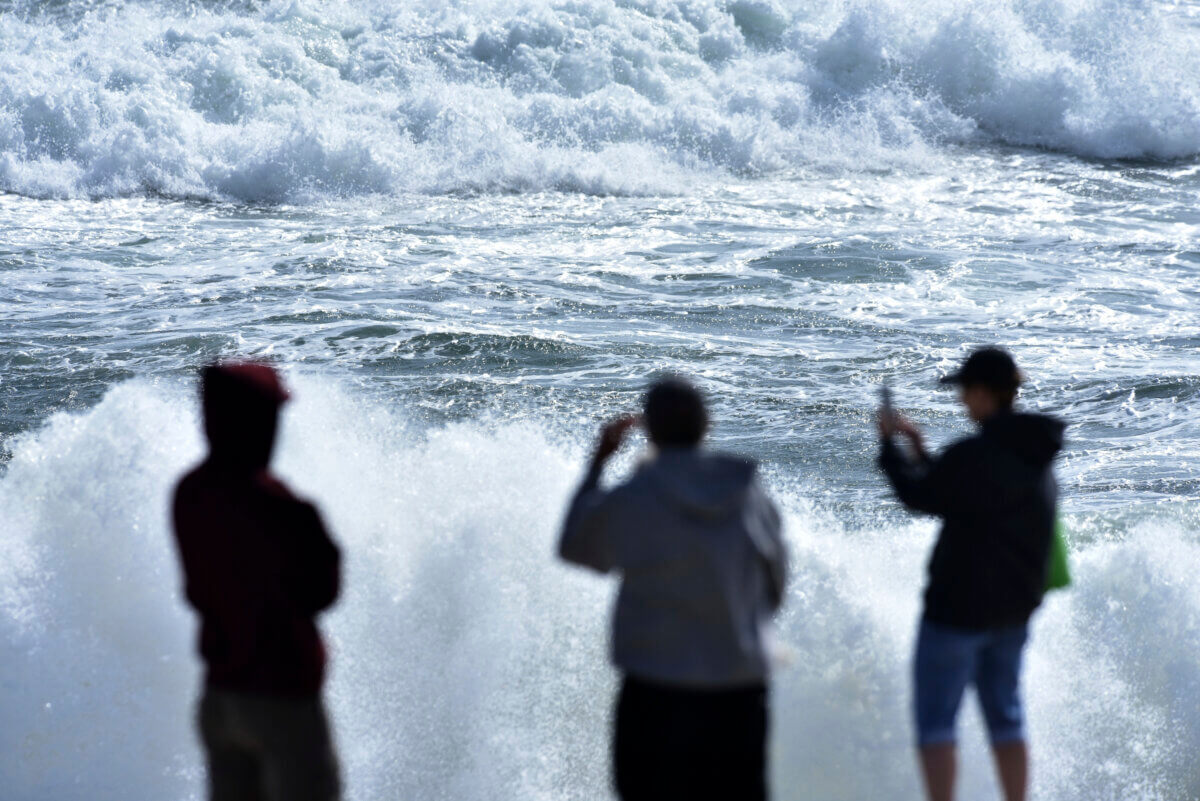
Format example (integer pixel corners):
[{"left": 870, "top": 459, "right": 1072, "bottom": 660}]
[{"left": 1045, "top": 518, "right": 1071, "bottom": 591}]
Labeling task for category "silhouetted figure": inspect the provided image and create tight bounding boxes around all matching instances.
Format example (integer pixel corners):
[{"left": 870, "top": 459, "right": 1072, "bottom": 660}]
[
  {"left": 879, "top": 348, "right": 1064, "bottom": 801},
  {"left": 559, "top": 377, "right": 787, "bottom": 801},
  {"left": 172, "top": 363, "right": 341, "bottom": 801}
]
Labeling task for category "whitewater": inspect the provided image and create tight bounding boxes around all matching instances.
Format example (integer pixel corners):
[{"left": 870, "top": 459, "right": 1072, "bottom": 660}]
[
  {"left": 3, "top": 0, "right": 1200, "bottom": 199},
  {"left": 2, "top": 0, "right": 1199, "bottom": 799}
]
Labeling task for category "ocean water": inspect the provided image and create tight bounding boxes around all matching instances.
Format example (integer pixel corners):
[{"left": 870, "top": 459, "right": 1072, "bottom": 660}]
[{"left": 2, "top": 0, "right": 1199, "bottom": 799}]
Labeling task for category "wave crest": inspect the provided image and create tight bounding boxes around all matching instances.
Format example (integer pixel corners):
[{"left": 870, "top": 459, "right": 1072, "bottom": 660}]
[{"left": 1, "top": 0, "right": 1198, "bottom": 202}]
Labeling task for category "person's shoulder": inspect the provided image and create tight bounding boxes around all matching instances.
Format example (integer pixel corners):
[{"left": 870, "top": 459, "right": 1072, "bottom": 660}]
[
  {"left": 175, "top": 463, "right": 202, "bottom": 488},
  {"left": 696, "top": 450, "right": 761, "bottom": 487},
  {"left": 610, "top": 465, "right": 652, "bottom": 497},
  {"left": 942, "top": 434, "right": 985, "bottom": 460},
  {"left": 253, "top": 475, "right": 327, "bottom": 528},
  {"left": 173, "top": 462, "right": 211, "bottom": 501},
  {"left": 608, "top": 458, "right": 676, "bottom": 502},
  {"left": 708, "top": 451, "right": 758, "bottom": 474},
  {"left": 251, "top": 472, "right": 307, "bottom": 506}
]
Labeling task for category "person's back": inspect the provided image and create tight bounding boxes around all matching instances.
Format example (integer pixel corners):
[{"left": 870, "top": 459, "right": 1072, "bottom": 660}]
[
  {"left": 172, "top": 363, "right": 341, "bottom": 801},
  {"left": 887, "top": 411, "right": 1062, "bottom": 630},
  {"left": 564, "top": 447, "right": 783, "bottom": 687},
  {"left": 559, "top": 377, "right": 786, "bottom": 801},
  {"left": 174, "top": 462, "right": 338, "bottom": 696}
]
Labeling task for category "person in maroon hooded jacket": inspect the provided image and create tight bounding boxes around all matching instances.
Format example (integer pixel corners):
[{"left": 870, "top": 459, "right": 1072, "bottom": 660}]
[{"left": 173, "top": 362, "right": 342, "bottom": 801}]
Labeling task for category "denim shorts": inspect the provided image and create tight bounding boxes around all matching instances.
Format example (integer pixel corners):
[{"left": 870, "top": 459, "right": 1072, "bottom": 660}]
[{"left": 914, "top": 619, "right": 1029, "bottom": 747}]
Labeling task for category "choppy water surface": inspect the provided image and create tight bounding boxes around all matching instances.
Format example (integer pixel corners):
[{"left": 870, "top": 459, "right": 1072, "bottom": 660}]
[{"left": 2, "top": 0, "right": 1199, "bottom": 799}]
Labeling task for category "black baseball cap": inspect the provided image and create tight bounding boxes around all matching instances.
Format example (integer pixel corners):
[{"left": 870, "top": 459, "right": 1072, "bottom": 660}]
[{"left": 939, "top": 347, "right": 1021, "bottom": 392}]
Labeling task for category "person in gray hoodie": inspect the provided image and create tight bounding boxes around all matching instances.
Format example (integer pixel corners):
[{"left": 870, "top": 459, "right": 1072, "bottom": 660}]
[{"left": 558, "top": 376, "right": 787, "bottom": 801}]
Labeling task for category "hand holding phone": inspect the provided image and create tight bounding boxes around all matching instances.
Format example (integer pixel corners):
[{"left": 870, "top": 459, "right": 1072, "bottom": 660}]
[
  {"left": 877, "top": 387, "right": 928, "bottom": 458},
  {"left": 594, "top": 414, "right": 641, "bottom": 463},
  {"left": 879, "top": 385, "right": 896, "bottom": 435}
]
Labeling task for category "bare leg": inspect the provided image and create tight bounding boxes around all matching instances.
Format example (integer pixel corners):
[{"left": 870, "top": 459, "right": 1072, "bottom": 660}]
[
  {"left": 919, "top": 743, "right": 956, "bottom": 801},
  {"left": 992, "top": 740, "right": 1028, "bottom": 801}
]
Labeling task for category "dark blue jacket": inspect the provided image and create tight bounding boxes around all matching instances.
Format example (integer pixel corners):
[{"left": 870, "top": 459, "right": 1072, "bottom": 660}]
[{"left": 880, "top": 412, "right": 1064, "bottom": 629}]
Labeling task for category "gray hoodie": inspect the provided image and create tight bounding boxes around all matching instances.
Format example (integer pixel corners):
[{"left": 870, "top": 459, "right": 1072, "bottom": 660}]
[{"left": 559, "top": 448, "right": 787, "bottom": 688}]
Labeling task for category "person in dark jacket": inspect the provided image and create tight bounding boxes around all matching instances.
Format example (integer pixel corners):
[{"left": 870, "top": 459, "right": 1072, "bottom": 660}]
[
  {"left": 559, "top": 377, "right": 787, "bottom": 801},
  {"left": 879, "top": 347, "right": 1064, "bottom": 801},
  {"left": 173, "top": 362, "right": 342, "bottom": 801}
]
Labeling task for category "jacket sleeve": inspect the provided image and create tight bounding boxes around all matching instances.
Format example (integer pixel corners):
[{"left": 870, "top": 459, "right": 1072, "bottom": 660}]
[
  {"left": 171, "top": 479, "right": 217, "bottom": 614},
  {"left": 878, "top": 436, "right": 956, "bottom": 516},
  {"left": 286, "top": 502, "right": 342, "bottom": 614},
  {"left": 748, "top": 480, "right": 787, "bottom": 612},
  {"left": 558, "top": 464, "right": 619, "bottom": 573}
]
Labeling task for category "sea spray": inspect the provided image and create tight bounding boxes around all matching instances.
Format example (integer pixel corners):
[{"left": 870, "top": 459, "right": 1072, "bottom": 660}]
[
  {"left": 0, "top": 382, "right": 202, "bottom": 801},
  {"left": 2, "top": 377, "right": 1199, "bottom": 799}
]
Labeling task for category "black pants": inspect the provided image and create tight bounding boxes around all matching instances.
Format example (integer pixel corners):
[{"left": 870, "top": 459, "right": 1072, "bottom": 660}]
[
  {"left": 198, "top": 688, "right": 340, "bottom": 801},
  {"left": 614, "top": 675, "right": 768, "bottom": 801}
]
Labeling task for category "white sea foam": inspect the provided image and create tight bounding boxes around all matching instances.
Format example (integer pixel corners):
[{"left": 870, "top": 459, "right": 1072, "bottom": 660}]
[
  {"left": 0, "top": 0, "right": 1197, "bottom": 202},
  {"left": 1, "top": 377, "right": 1198, "bottom": 799}
]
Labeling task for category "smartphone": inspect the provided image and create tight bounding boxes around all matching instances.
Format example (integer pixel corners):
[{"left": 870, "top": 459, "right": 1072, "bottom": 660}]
[{"left": 879, "top": 385, "right": 895, "bottom": 425}]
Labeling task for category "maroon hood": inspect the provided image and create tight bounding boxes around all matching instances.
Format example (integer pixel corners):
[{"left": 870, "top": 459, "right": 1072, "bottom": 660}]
[{"left": 201, "top": 362, "right": 290, "bottom": 471}]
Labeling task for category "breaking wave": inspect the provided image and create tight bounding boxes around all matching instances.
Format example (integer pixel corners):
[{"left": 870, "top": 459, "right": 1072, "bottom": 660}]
[{"left": 1, "top": 0, "right": 1198, "bottom": 201}]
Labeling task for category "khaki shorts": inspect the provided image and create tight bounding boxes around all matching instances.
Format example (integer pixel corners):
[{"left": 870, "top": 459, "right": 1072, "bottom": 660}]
[{"left": 198, "top": 688, "right": 341, "bottom": 801}]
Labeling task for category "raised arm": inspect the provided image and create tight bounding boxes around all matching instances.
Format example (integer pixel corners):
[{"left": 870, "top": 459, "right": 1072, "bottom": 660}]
[
  {"left": 878, "top": 414, "right": 958, "bottom": 516},
  {"left": 558, "top": 415, "right": 638, "bottom": 573},
  {"left": 747, "top": 479, "right": 787, "bottom": 612}
]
